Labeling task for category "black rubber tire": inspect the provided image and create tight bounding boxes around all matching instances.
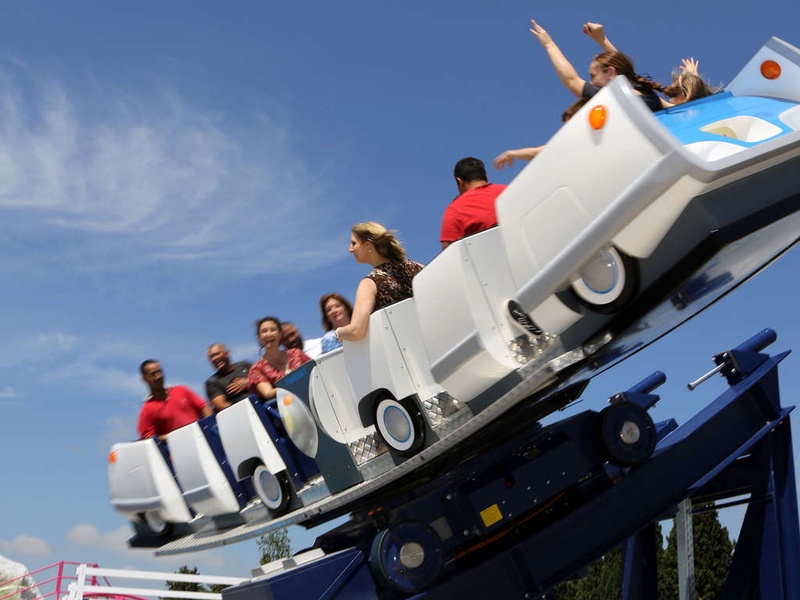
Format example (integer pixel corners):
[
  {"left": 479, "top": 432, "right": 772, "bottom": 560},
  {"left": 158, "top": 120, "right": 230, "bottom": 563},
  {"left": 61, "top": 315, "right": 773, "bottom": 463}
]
[
  {"left": 142, "top": 511, "right": 174, "bottom": 537},
  {"left": 369, "top": 521, "right": 444, "bottom": 594},
  {"left": 373, "top": 395, "right": 426, "bottom": 458},
  {"left": 252, "top": 465, "right": 292, "bottom": 516}
]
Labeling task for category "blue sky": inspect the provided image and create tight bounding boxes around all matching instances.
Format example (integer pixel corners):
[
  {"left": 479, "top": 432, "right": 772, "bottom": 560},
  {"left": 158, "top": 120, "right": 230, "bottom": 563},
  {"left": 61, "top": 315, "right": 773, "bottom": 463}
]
[{"left": 1, "top": 0, "right": 799, "bottom": 579}]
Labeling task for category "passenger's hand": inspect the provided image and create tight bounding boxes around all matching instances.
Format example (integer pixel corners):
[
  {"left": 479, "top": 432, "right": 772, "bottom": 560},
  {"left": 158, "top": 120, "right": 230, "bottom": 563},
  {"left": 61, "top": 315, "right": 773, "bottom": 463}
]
[
  {"left": 582, "top": 22, "right": 606, "bottom": 45},
  {"left": 529, "top": 20, "right": 552, "bottom": 48},
  {"left": 493, "top": 151, "right": 515, "bottom": 170},
  {"left": 227, "top": 377, "right": 248, "bottom": 395},
  {"left": 680, "top": 57, "right": 700, "bottom": 75}
]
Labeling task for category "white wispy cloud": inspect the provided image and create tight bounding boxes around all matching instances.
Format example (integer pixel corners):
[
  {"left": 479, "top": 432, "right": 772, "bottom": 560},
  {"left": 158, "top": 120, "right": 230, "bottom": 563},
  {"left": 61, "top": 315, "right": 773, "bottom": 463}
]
[
  {"left": 67, "top": 523, "right": 131, "bottom": 552},
  {"left": 67, "top": 524, "right": 229, "bottom": 570},
  {"left": 0, "top": 330, "right": 143, "bottom": 390},
  {"left": 0, "top": 62, "right": 351, "bottom": 281},
  {"left": 0, "top": 535, "right": 51, "bottom": 557}
]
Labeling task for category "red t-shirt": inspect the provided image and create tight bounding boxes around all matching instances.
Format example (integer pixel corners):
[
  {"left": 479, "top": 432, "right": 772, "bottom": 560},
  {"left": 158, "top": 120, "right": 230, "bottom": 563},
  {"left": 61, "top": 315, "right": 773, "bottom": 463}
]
[
  {"left": 440, "top": 183, "right": 507, "bottom": 243},
  {"left": 137, "top": 385, "right": 209, "bottom": 439}
]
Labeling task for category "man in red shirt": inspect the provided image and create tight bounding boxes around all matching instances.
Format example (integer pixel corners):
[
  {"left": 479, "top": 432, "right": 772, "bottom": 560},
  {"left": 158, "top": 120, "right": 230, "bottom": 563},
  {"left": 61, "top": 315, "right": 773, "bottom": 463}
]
[
  {"left": 137, "top": 359, "right": 212, "bottom": 440},
  {"left": 440, "top": 158, "right": 545, "bottom": 339},
  {"left": 440, "top": 157, "right": 507, "bottom": 251}
]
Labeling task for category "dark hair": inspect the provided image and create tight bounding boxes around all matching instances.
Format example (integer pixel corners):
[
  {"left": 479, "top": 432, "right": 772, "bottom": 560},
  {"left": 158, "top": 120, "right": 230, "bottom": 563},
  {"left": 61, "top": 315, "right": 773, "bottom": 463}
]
[
  {"left": 280, "top": 321, "right": 304, "bottom": 349},
  {"left": 561, "top": 97, "right": 590, "bottom": 122},
  {"left": 255, "top": 316, "right": 281, "bottom": 347},
  {"left": 140, "top": 359, "right": 158, "bottom": 375},
  {"left": 453, "top": 157, "right": 487, "bottom": 183},
  {"left": 319, "top": 293, "right": 354, "bottom": 331},
  {"left": 594, "top": 51, "right": 664, "bottom": 95}
]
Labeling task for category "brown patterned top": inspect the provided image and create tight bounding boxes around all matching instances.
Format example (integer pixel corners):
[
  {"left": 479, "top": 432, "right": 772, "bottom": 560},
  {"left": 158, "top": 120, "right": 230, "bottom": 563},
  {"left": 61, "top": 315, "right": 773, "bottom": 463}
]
[{"left": 367, "top": 259, "right": 424, "bottom": 312}]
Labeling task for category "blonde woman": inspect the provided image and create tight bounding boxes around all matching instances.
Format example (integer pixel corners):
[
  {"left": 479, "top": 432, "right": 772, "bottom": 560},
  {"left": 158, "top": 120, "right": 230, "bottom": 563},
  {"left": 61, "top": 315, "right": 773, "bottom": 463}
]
[{"left": 334, "top": 222, "right": 424, "bottom": 342}]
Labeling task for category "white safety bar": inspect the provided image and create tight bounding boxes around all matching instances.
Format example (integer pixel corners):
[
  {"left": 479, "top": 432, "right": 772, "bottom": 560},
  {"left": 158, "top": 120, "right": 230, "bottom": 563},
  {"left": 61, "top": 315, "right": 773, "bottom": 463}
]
[{"left": 65, "top": 564, "right": 247, "bottom": 600}]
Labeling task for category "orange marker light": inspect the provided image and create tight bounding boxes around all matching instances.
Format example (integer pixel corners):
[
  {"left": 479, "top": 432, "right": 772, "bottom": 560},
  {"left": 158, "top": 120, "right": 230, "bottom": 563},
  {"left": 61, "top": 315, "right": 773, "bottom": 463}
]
[
  {"left": 589, "top": 105, "right": 607, "bottom": 130},
  {"left": 760, "top": 60, "right": 781, "bottom": 80},
  {"left": 283, "top": 394, "right": 293, "bottom": 407},
  {"left": 109, "top": 450, "right": 118, "bottom": 464}
]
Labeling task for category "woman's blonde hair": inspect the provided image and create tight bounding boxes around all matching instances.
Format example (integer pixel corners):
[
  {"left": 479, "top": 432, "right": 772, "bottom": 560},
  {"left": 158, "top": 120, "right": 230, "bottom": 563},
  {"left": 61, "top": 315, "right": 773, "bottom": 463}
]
[
  {"left": 351, "top": 222, "right": 407, "bottom": 262},
  {"left": 664, "top": 71, "right": 718, "bottom": 103}
]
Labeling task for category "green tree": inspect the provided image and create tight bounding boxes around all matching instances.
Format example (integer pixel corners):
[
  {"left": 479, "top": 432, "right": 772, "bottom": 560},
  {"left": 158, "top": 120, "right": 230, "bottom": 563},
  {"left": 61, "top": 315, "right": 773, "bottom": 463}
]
[
  {"left": 659, "top": 508, "right": 734, "bottom": 600},
  {"left": 163, "top": 531, "right": 291, "bottom": 600},
  {"left": 553, "top": 546, "right": 624, "bottom": 600},
  {"left": 164, "top": 565, "right": 230, "bottom": 598},
  {"left": 551, "top": 509, "right": 732, "bottom": 599},
  {"left": 165, "top": 566, "right": 207, "bottom": 600},
  {"left": 258, "top": 528, "right": 292, "bottom": 565}
]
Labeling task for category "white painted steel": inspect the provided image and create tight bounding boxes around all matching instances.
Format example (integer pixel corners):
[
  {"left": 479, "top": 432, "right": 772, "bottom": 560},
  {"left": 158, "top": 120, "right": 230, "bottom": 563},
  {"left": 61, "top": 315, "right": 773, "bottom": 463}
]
[
  {"left": 216, "top": 399, "right": 287, "bottom": 477},
  {"left": 108, "top": 439, "right": 191, "bottom": 525},
  {"left": 727, "top": 37, "right": 800, "bottom": 101},
  {"left": 167, "top": 422, "right": 240, "bottom": 517},
  {"left": 311, "top": 348, "right": 374, "bottom": 445}
]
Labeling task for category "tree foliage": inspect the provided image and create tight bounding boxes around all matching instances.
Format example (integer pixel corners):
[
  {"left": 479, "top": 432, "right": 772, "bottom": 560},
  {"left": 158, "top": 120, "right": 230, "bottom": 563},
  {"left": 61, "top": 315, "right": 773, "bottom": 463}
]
[
  {"left": 164, "top": 565, "right": 229, "bottom": 597},
  {"left": 163, "top": 530, "right": 291, "bottom": 600},
  {"left": 553, "top": 547, "right": 623, "bottom": 600},
  {"left": 165, "top": 566, "right": 210, "bottom": 600},
  {"left": 258, "top": 528, "right": 292, "bottom": 565},
  {"left": 659, "top": 508, "right": 734, "bottom": 600},
  {"left": 551, "top": 510, "right": 733, "bottom": 600}
]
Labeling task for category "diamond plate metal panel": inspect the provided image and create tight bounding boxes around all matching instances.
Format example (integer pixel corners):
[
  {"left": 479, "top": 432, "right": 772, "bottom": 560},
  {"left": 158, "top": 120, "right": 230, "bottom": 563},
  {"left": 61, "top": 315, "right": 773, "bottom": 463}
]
[{"left": 348, "top": 432, "right": 387, "bottom": 466}]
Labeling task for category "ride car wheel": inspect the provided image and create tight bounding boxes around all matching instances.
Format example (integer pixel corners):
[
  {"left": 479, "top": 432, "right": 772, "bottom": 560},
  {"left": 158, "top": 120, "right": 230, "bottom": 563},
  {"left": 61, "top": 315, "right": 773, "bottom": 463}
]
[
  {"left": 373, "top": 396, "right": 426, "bottom": 458},
  {"left": 143, "top": 511, "right": 172, "bottom": 536},
  {"left": 252, "top": 465, "right": 292, "bottom": 516},
  {"left": 598, "top": 402, "right": 657, "bottom": 467},
  {"left": 571, "top": 246, "right": 639, "bottom": 314},
  {"left": 369, "top": 521, "right": 444, "bottom": 594}
]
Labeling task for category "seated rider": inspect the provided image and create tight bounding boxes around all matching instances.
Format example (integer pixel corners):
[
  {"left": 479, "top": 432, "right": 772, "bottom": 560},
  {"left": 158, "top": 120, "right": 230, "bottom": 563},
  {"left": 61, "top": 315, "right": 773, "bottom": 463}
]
[
  {"left": 530, "top": 18, "right": 664, "bottom": 112},
  {"left": 248, "top": 317, "right": 312, "bottom": 401},
  {"left": 333, "top": 222, "right": 424, "bottom": 342},
  {"left": 281, "top": 321, "right": 322, "bottom": 359},
  {"left": 662, "top": 58, "right": 718, "bottom": 105},
  {"left": 584, "top": 22, "right": 716, "bottom": 107},
  {"left": 138, "top": 359, "right": 212, "bottom": 440},
  {"left": 441, "top": 157, "right": 507, "bottom": 250},
  {"left": 205, "top": 343, "right": 252, "bottom": 411},
  {"left": 494, "top": 97, "right": 589, "bottom": 170},
  {"left": 318, "top": 293, "right": 354, "bottom": 354}
]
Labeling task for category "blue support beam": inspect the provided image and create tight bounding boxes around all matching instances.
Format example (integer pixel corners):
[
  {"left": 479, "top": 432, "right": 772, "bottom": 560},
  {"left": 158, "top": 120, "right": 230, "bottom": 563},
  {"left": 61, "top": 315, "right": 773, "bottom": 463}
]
[{"left": 222, "top": 331, "right": 800, "bottom": 600}]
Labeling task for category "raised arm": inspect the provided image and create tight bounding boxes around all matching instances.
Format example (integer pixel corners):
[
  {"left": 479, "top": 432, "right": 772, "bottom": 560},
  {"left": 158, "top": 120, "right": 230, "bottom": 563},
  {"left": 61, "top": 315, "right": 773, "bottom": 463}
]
[
  {"left": 493, "top": 146, "right": 545, "bottom": 170},
  {"left": 680, "top": 57, "right": 700, "bottom": 75},
  {"left": 530, "top": 19, "right": 585, "bottom": 98},
  {"left": 583, "top": 22, "right": 617, "bottom": 53}
]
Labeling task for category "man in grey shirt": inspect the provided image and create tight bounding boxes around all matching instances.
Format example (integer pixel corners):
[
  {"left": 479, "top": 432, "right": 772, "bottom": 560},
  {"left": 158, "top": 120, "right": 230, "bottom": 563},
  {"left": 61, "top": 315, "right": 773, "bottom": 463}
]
[{"left": 205, "top": 343, "right": 252, "bottom": 411}]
